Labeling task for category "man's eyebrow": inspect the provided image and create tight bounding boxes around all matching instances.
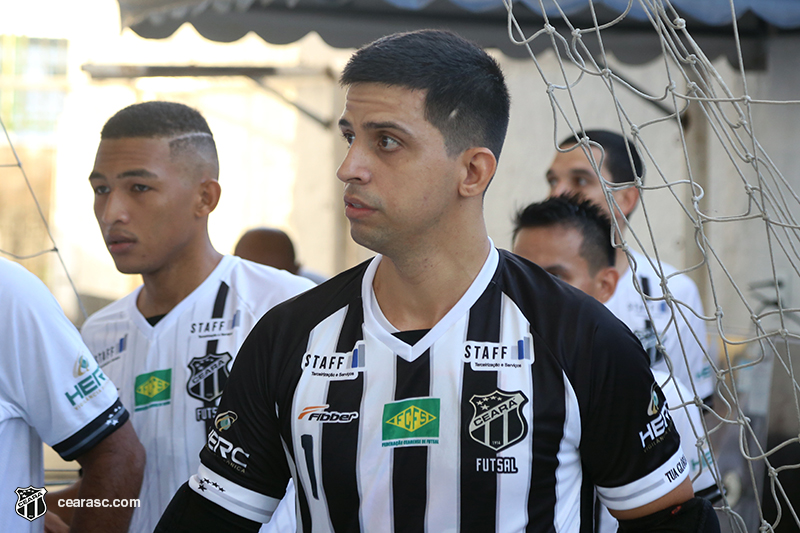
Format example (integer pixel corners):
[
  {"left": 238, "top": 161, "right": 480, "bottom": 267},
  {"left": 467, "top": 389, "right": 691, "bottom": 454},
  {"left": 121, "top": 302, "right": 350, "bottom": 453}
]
[
  {"left": 364, "top": 121, "right": 411, "bottom": 136},
  {"left": 88, "top": 169, "right": 158, "bottom": 181},
  {"left": 337, "top": 117, "right": 411, "bottom": 137},
  {"left": 571, "top": 168, "right": 597, "bottom": 176}
]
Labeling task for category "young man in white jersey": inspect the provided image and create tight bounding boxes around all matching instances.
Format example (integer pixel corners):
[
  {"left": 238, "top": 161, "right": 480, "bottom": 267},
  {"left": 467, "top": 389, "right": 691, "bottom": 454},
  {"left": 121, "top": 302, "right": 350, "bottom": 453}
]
[
  {"left": 156, "top": 31, "right": 719, "bottom": 532},
  {"left": 77, "top": 101, "right": 314, "bottom": 533},
  {"left": 512, "top": 195, "right": 720, "bottom": 532},
  {"left": 0, "top": 257, "right": 144, "bottom": 533},
  {"left": 545, "top": 129, "right": 716, "bottom": 405}
]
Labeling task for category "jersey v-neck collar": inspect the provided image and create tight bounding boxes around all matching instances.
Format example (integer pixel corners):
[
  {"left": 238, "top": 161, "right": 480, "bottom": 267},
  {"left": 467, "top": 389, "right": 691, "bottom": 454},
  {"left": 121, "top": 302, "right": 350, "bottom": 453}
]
[
  {"left": 362, "top": 241, "right": 499, "bottom": 361},
  {"left": 127, "top": 255, "right": 235, "bottom": 339}
]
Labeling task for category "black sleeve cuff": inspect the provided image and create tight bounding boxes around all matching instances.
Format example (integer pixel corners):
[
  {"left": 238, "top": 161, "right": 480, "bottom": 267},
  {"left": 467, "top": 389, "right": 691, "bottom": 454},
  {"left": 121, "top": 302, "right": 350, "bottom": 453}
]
[
  {"left": 155, "top": 482, "right": 261, "bottom": 533},
  {"left": 52, "top": 399, "right": 129, "bottom": 461}
]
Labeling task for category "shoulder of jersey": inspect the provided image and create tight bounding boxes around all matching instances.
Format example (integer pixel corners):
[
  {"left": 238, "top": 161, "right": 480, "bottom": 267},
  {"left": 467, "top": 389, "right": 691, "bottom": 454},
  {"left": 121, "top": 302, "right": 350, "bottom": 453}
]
[
  {"left": 500, "top": 249, "right": 598, "bottom": 306},
  {"left": 229, "top": 256, "right": 316, "bottom": 303},
  {"left": 259, "top": 259, "right": 370, "bottom": 324},
  {"left": 82, "top": 290, "right": 137, "bottom": 329},
  {"left": 1, "top": 258, "right": 53, "bottom": 301},
  {"left": 498, "top": 250, "right": 613, "bottom": 331},
  {"left": 0, "top": 257, "right": 39, "bottom": 295},
  {"left": 501, "top": 250, "right": 635, "bottom": 357}
]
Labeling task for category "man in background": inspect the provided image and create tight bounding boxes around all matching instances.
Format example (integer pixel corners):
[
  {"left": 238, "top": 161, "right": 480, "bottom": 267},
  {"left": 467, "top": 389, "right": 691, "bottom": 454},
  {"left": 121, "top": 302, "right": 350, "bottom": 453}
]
[
  {"left": 513, "top": 195, "right": 720, "bottom": 532},
  {"left": 234, "top": 227, "right": 327, "bottom": 284},
  {"left": 544, "top": 129, "right": 715, "bottom": 404},
  {"left": 1, "top": 257, "right": 144, "bottom": 533},
  {"left": 78, "top": 101, "right": 313, "bottom": 533}
]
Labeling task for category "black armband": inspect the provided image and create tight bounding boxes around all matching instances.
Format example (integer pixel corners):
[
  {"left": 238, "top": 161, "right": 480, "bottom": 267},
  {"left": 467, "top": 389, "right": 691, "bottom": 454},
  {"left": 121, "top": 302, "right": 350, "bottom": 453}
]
[
  {"left": 154, "top": 482, "right": 261, "bottom": 533},
  {"left": 617, "top": 497, "right": 720, "bottom": 533}
]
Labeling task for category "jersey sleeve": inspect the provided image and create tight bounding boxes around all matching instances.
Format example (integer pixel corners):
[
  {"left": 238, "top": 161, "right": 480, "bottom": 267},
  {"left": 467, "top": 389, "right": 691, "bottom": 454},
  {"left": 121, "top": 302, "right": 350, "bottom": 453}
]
[
  {"left": 577, "top": 301, "right": 689, "bottom": 511},
  {"left": 0, "top": 260, "right": 127, "bottom": 461},
  {"left": 190, "top": 312, "right": 293, "bottom": 523}
]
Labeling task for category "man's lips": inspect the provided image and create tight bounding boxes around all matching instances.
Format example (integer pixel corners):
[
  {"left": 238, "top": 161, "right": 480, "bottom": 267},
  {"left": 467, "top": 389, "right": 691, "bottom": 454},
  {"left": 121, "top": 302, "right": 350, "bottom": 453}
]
[
  {"left": 105, "top": 234, "right": 137, "bottom": 254},
  {"left": 344, "top": 197, "right": 376, "bottom": 219}
]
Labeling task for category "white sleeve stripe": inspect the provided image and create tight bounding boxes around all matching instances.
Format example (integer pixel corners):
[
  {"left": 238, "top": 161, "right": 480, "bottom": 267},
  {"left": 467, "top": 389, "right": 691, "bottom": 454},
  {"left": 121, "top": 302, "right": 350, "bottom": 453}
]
[
  {"left": 189, "top": 464, "right": 281, "bottom": 523},
  {"left": 600, "top": 478, "right": 665, "bottom": 504},
  {"left": 596, "top": 450, "right": 689, "bottom": 511}
]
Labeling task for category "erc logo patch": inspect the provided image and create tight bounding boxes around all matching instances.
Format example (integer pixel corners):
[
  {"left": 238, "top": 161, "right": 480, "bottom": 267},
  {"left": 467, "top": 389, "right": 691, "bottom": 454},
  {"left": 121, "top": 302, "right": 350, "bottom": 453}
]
[
  {"left": 134, "top": 369, "right": 172, "bottom": 411},
  {"left": 382, "top": 398, "right": 440, "bottom": 448},
  {"left": 15, "top": 486, "right": 47, "bottom": 522},
  {"left": 469, "top": 389, "right": 529, "bottom": 452}
]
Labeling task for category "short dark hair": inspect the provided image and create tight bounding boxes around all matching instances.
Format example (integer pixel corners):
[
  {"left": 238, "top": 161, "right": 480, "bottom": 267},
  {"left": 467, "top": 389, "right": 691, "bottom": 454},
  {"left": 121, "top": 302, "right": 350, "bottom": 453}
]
[
  {"left": 340, "top": 30, "right": 510, "bottom": 161},
  {"left": 513, "top": 194, "right": 615, "bottom": 274},
  {"left": 558, "top": 129, "right": 643, "bottom": 184},
  {"left": 101, "top": 101, "right": 219, "bottom": 179}
]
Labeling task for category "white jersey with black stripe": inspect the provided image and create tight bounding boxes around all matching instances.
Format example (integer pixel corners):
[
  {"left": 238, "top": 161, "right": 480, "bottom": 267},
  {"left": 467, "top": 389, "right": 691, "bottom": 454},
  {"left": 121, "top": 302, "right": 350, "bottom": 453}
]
[
  {"left": 0, "top": 258, "right": 126, "bottom": 533},
  {"left": 605, "top": 250, "right": 715, "bottom": 402},
  {"left": 192, "top": 247, "right": 689, "bottom": 532},
  {"left": 80, "top": 255, "right": 314, "bottom": 533}
]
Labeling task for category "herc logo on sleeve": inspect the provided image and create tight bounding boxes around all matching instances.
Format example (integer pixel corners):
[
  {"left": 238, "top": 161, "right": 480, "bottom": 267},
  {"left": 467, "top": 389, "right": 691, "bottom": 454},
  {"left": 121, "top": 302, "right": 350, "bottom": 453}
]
[
  {"left": 134, "top": 369, "right": 172, "bottom": 411},
  {"left": 382, "top": 398, "right": 440, "bottom": 447}
]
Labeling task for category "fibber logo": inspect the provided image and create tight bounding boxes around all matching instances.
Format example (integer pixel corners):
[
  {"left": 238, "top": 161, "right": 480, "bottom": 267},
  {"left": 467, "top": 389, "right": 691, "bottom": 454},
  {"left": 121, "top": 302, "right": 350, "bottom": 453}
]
[
  {"left": 299, "top": 405, "right": 359, "bottom": 423},
  {"left": 134, "top": 369, "right": 172, "bottom": 411},
  {"left": 382, "top": 398, "right": 440, "bottom": 447}
]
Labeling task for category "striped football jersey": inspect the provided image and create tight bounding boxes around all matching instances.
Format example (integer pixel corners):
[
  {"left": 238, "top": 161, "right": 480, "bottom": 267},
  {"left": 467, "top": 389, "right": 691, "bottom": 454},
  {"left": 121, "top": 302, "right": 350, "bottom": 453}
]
[
  {"left": 192, "top": 248, "right": 688, "bottom": 532},
  {"left": 81, "top": 255, "right": 314, "bottom": 533}
]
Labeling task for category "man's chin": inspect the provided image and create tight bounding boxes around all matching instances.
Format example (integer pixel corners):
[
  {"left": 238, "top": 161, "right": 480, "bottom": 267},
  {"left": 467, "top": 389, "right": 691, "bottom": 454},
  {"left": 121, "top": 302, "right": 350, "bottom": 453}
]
[
  {"left": 111, "top": 259, "right": 144, "bottom": 275},
  {"left": 349, "top": 228, "right": 381, "bottom": 255}
]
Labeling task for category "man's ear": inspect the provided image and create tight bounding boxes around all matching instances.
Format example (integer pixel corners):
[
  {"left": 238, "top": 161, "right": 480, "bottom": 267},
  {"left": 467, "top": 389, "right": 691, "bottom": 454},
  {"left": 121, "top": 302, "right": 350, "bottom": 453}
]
[
  {"left": 595, "top": 266, "right": 620, "bottom": 304},
  {"left": 459, "top": 147, "right": 496, "bottom": 198},
  {"left": 613, "top": 185, "right": 640, "bottom": 219},
  {"left": 196, "top": 179, "right": 221, "bottom": 217}
]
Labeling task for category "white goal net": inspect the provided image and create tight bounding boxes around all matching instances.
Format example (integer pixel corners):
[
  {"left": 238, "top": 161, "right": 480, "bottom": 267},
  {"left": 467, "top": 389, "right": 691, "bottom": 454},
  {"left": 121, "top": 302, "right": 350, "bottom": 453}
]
[{"left": 503, "top": 0, "right": 800, "bottom": 531}]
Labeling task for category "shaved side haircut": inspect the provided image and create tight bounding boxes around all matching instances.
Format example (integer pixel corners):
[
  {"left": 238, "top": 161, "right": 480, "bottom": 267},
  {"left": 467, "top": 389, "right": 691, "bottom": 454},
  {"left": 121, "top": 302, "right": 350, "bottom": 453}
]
[{"left": 101, "top": 101, "right": 219, "bottom": 180}]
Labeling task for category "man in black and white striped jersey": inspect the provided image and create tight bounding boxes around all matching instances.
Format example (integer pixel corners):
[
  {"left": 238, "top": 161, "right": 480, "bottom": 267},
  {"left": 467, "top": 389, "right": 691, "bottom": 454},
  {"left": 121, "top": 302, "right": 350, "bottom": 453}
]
[{"left": 156, "top": 30, "right": 719, "bottom": 533}]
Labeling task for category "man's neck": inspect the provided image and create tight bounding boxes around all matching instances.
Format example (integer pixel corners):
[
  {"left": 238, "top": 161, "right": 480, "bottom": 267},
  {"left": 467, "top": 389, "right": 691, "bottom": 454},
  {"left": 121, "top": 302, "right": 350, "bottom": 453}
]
[
  {"left": 372, "top": 232, "right": 491, "bottom": 331},
  {"left": 137, "top": 244, "right": 223, "bottom": 318}
]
